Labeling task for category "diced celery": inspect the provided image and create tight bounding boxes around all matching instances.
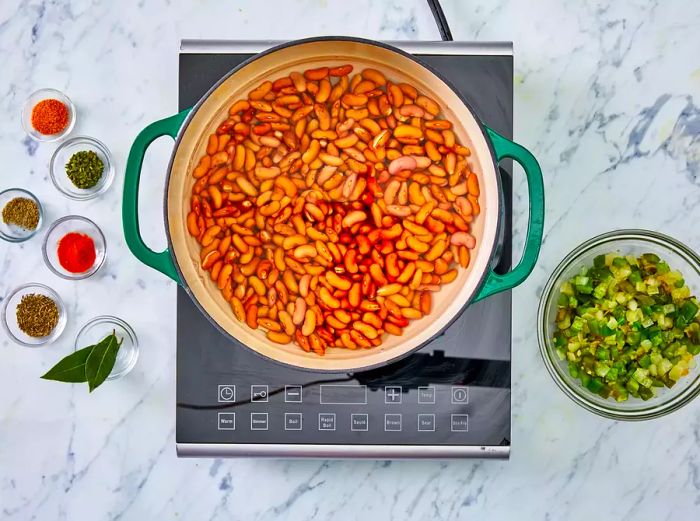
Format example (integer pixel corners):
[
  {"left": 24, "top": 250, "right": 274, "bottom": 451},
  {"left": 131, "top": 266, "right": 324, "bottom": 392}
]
[
  {"left": 633, "top": 368, "right": 653, "bottom": 387},
  {"left": 658, "top": 358, "right": 673, "bottom": 374},
  {"left": 595, "top": 363, "right": 610, "bottom": 377}
]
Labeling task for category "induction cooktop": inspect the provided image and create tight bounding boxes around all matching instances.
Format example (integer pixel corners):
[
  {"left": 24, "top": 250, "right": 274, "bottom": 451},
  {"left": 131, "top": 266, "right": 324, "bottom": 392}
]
[{"left": 176, "top": 40, "right": 513, "bottom": 458}]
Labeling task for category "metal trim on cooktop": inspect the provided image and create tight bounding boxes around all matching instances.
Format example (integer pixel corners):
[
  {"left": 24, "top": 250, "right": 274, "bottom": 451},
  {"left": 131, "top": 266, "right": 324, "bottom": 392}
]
[
  {"left": 176, "top": 443, "right": 510, "bottom": 459},
  {"left": 180, "top": 40, "right": 513, "bottom": 56}
]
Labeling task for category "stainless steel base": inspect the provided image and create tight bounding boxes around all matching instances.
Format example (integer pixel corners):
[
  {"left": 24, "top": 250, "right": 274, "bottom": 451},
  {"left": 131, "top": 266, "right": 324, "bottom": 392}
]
[{"left": 177, "top": 443, "right": 510, "bottom": 459}]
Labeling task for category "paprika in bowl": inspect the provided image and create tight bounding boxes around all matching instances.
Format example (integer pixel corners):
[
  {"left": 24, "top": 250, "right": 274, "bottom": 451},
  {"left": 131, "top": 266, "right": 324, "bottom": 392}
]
[
  {"left": 42, "top": 216, "right": 106, "bottom": 280},
  {"left": 21, "top": 88, "right": 76, "bottom": 142}
]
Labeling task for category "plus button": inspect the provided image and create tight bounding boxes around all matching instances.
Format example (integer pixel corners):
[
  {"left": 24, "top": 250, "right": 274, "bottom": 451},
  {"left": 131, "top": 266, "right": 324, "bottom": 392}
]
[{"left": 384, "top": 386, "right": 402, "bottom": 404}]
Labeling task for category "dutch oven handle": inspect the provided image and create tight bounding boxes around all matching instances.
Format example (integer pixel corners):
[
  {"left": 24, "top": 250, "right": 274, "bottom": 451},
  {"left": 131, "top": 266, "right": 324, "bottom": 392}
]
[
  {"left": 122, "top": 109, "right": 191, "bottom": 284},
  {"left": 473, "top": 128, "right": 545, "bottom": 301}
]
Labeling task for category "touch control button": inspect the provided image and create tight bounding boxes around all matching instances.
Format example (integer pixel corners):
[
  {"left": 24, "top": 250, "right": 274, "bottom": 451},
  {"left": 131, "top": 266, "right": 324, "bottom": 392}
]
[
  {"left": 451, "top": 386, "right": 469, "bottom": 404},
  {"left": 418, "top": 414, "right": 436, "bottom": 432},
  {"left": 285, "top": 413, "right": 302, "bottom": 431},
  {"left": 218, "top": 385, "right": 236, "bottom": 402},
  {"left": 251, "top": 385, "right": 269, "bottom": 402},
  {"left": 384, "top": 386, "right": 402, "bottom": 404},
  {"left": 319, "top": 413, "right": 336, "bottom": 431},
  {"left": 451, "top": 414, "right": 469, "bottom": 432},
  {"left": 250, "top": 412, "right": 269, "bottom": 430},
  {"left": 384, "top": 414, "right": 402, "bottom": 431},
  {"left": 285, "top": 385, "right": 302, "bottom": 403},
  {"left": 218, "top": 412, "right": 235, "bottom": 430},
  {"left": 351, "top": 413, "right": 368, "bottom": 431},
  {"left": 418, "top": 386, "right": 436, "bottom": 404}
]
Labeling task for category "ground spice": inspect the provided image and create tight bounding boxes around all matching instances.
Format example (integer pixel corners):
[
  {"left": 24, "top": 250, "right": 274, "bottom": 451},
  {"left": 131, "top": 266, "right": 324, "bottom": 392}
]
[
  {"left": 65, "top": 150, "right": 104, "bottom": 189},
  {"left": 57, "top": 232, "right": 96, "bottom": 273},
  {"left": 31, "top": 98, "right": 69, "bottom": 135},
  {"left": 2, "top": 197, "right": 40, "bottom": 230},
  {"left": 16, "top": 293, "right": 59, "bottom": 337}
]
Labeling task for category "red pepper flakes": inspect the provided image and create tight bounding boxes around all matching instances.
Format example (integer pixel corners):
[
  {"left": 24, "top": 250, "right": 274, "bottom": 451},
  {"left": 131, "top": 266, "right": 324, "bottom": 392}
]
[
  {"left": 57, "top": 232, "right": 96, "bottom": 273},
  {"left": 31, "top": 98, "right": 69, "bottom": 135}
]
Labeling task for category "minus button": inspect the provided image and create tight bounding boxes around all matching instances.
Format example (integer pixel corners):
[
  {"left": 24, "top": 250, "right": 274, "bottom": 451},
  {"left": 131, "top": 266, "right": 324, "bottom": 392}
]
[{"left": 285, "top": 385, "right": 303, "bottom": 403}]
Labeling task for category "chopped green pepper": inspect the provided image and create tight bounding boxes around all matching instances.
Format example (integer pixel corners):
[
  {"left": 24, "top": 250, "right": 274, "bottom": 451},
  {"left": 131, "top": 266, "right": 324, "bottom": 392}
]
[{"left": 553, "top": 253, "right": 699, "bottom": 402}]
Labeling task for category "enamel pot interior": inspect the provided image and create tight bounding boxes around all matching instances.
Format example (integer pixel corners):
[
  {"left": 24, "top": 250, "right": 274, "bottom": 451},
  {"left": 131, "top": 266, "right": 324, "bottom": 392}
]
[{"left": 167, "top": 38, "right": 501, "bottom": 371}]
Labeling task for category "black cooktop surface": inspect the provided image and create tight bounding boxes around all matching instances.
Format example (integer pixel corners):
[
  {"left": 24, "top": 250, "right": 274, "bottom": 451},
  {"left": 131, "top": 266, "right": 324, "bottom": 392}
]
[{"left": 176, "top": 42, "right": 513, "bottom": 457}]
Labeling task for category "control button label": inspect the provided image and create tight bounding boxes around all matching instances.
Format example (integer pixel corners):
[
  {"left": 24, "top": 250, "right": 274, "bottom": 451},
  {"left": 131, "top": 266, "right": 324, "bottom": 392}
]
[
  {"left": 319, "top": 413, "right": 336, "bottom": 431},
  {"left": 384, "top": 386, "right": 402, "bottom": 404},
  {"left": 285, "top": 413, "right": 302, "bottom": 431},
  {"left": 250, "top": 412, "right": 269, "bottom": 430},
  {"left": 418, "top": 414, "right": 436, "bottom": 432},
  {"left": 451, "top": 414, "right": 469, "bottom": 432},
  {"left": 351, "top": 413, "right": 369, "bottom": 431},
  {"left": 285, "top": 385, "right": 303, "bottom": 403},
  {"left": 384, "top": 413, "right": 402, "bottom": 431},
  {"left": 251, "top": 385, "right": 269, "bottom": 402},
  {"left": 451, "top": 386, "right": 469, "bottom": 404},
  {"left": 218, "top": 385, "right": 236, "bottom": 403},
  {"left": 418, "top": 386, "right": 436, "bottom": 404},
  {"left": 218, "top": 412, "right": 235, "bottom": 430}
]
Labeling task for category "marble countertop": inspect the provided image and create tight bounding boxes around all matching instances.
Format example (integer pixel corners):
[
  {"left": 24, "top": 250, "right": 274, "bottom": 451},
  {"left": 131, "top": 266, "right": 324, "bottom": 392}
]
[{"left": 1, "top": 0, "right": 699, "bottom": 519}]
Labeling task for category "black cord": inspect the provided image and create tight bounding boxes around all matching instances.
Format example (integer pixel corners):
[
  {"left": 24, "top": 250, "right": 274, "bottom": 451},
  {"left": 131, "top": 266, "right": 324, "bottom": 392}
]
[{"left": 426, "top": 0, "right": 453, "bottom": 41}]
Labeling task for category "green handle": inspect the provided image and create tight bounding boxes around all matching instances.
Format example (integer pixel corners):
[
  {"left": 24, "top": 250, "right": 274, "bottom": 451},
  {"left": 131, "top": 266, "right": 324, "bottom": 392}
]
[
  {"left": 473, "top": 127, "right": 545, "bottom": 301},
  {"left": 122, "top": 109, "right": 191, "bottom": 283}
]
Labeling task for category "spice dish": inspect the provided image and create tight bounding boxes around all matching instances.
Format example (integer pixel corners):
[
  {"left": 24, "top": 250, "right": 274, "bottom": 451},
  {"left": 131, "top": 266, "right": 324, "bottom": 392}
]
[
  {"left": 1, "top": 283, "right": 67, "bottom": 347},
  {"left": 42, "top": 216, "right": 106, "bottom": 280},
  {"left": 50, "top": 136, "right": 114, "bottom": 200},
  {"left": 74, "top": 316, "right": 139, "bottom": 380},
  {"left": 0, "top": 188, "right": 43, "bottom": 243},
  {"left": 21, "top": 88, "right": 75, "bottom": 142}
]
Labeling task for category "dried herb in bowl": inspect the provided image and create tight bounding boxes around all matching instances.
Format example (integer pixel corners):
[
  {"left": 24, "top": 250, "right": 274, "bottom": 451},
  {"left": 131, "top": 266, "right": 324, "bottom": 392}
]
[
  {"left": 16, "top": 293, "right": 59, "bottom": 337},
  {"left": 2, "top": 197, "right": 39, "bottom": 230},
  {"left": 65, "top": 150, "right": 104, "bottom": 189},
  {"left": 41, "top": 330, "right": 123, "bottom": 392}
]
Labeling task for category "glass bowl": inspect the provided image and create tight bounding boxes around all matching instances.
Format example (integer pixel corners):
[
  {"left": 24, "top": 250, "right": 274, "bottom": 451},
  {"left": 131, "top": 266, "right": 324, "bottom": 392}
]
[
  {"left": 21, "top": 88, "right": 76, "bottom": 142},
  {"left": 75, "top": 316, "right": 139, "bottom": 380},
  {"left": 42, "top": 215, "right": 106, "bottom": 280},
  {"left": 1, "top": 283, "right": 67, "bottom": 347},
  {"left": 0, "top": 188, "right": 44, "bottom": 242},
  {"left": 538, "top": 229, "right": 700, "bottom": 420},
  {"left": 49, "top": 136, "right": 114, "bottom": 200}
]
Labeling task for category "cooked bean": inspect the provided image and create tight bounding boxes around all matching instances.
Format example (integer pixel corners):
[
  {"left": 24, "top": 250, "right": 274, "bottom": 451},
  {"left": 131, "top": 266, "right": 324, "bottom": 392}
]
[{"left": 189, "top": 63, "right": 481, "bottom": 354}]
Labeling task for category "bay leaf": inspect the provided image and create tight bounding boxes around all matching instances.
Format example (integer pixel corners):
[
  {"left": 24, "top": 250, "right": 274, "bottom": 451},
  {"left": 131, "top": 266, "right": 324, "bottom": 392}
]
[
  {"left": 85, "top": 331, "right": 123, "bottom": 392},
  {"left": 40, "top": 344, "right": 95, "bottom": 383}
]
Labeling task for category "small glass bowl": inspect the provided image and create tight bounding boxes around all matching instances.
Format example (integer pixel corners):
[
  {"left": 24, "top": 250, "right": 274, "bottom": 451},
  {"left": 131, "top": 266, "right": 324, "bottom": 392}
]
[
  {"left": 0, "top": 188, "right": 44, "bottom": 243},
  {"left": 1, "top": 283, "right": 67, "bottom": 347},
  {"left": 42, "top": 216, "right": 106, "bottom": 280},
  {"left": 75, "top": 316, "right": 139, "bottom": 380},
  {"left": 538, "top": 229, "right": 700, "bottom": 421},
  {"left": 21, "top": 88, "right": 76, "bottom": 142},
  {"left": 50, "top": 136, "right": 114, "bottom": 200}
]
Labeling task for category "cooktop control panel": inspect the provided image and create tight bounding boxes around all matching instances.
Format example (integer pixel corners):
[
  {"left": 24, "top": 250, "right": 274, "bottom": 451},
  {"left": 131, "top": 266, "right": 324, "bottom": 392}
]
[{"left": 212, "top": 384, "right": 472, "bottom": 435}]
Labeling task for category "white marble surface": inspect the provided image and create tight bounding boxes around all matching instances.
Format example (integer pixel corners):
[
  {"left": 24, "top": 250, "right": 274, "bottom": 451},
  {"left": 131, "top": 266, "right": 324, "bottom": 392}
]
[{"left": 1, "top": 0, "right": 700, "bottom": 519}]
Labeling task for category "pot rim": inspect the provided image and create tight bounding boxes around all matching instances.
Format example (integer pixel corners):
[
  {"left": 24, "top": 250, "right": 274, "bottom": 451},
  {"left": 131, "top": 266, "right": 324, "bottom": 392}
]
[{"left": 163, "top": 35, "right": 505, "bottom": 373}]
